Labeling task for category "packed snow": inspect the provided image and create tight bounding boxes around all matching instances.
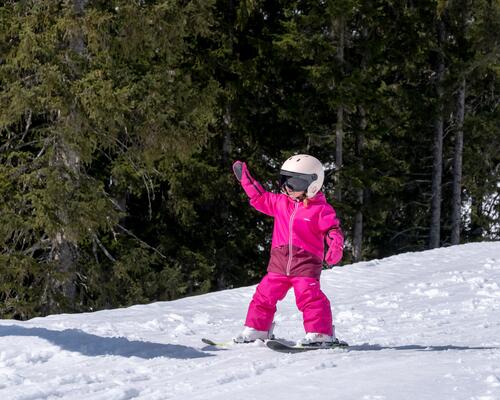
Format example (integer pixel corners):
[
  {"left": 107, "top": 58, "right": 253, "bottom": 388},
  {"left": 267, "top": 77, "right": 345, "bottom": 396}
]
[{"left": 1, "top": 242, "right": 500, "bottom": 400}]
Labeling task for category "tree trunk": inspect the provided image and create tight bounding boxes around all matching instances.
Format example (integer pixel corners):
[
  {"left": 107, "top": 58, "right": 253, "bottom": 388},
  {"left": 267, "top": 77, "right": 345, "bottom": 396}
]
[
  {"left": 48, "top": 0, "right": 88, "bottom": 312},
  {"left": 353, "top": 106, "right": 366, "bottom": 262},
  {"left": 451, "top": 78, "right": 465, "bottom": 245},
  {"left": 217, "top": 104, "right": 233, "bottom": 290},
  {"left": 335, "top": 107, "right": 343, "bottom": 202},
  {"left": 429, "top": 19, "right": 445, "bottom": 249},
  {"left": 334, "top": 15, "right": 345, "bottom": 203}
]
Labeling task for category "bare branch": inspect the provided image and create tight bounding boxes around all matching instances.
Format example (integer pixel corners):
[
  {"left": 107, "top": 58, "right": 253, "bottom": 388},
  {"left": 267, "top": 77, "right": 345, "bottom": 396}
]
[
  {"left": 92, "top": 233, "right": 116, "bottom": 262},
  {"left": 116, "top": 224, "right": 167, "bottom": 259}
]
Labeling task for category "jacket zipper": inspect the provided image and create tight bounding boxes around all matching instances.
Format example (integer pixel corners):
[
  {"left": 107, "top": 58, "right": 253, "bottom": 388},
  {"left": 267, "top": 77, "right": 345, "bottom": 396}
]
[{"left": 286, "top": 201, "right": 299, "bottom": 276}]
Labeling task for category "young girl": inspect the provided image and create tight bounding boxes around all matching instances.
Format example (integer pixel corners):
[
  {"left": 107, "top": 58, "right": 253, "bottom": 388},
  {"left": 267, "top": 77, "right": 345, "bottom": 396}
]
[{"left": 232, "top": 154, "right": 344, "bottom": 345}]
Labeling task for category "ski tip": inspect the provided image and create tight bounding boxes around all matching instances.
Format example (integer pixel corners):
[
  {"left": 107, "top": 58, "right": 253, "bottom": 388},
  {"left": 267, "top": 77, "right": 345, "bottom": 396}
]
[
  {"left": 201, "top": 338, "right": 217, "bottom": 346},
  {"left": 202, "top": 337, "right": 269, "bottom": 348},
  {"left": 201, "top": 338, "right": 236, "bottom": 347}
]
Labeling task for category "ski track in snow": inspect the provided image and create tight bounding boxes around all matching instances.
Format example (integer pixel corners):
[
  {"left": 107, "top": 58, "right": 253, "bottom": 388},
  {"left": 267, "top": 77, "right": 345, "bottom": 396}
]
[{"left": 1, "top": 242, "right": 500, "bottom": 399}]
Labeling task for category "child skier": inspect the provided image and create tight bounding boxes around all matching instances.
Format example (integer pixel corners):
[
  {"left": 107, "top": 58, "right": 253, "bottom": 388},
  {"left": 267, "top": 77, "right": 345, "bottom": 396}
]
[{"left": 232, "top": 154, "right": 344, "bottom": 346}]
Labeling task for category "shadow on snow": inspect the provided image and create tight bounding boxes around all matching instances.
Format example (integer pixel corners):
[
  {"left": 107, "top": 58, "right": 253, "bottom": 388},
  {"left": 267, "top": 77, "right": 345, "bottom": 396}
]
[
  {"left": 348, "top": 343, "right": 499, "bottom": 352},
  {"left": 0, "top": 325, "right": 212, "bottom": 360}
]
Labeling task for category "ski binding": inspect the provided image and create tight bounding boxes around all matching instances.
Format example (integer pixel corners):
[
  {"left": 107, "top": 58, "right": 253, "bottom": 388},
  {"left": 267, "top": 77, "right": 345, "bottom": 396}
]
[{"left": 266, "top": 338, "right": 348, "bottom": 353}]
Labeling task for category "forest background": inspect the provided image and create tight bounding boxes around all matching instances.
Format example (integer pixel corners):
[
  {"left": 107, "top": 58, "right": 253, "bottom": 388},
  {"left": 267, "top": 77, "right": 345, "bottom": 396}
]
[{"left": 0, "top": 0, "right": 498, "bottom": 320}]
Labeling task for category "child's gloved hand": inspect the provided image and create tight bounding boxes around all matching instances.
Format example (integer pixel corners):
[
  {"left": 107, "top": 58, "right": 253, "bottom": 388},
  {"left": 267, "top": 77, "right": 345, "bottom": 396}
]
[
  {"left": 325, "top": 228, "right": 344, "bottom": 266},
  {"left": 232, "top": 160, "right": 244, "bottom": 181},
  {"left": 232, "top": 161, "right": 266, "bottom": 201}
]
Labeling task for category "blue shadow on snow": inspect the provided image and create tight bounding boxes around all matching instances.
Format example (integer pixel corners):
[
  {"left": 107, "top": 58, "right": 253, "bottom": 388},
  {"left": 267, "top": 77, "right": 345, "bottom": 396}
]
[
  {"left": 0, "top": 325, "right": 212, "bottom": 360},
  {"left": 348, "top": 343, "right": 499, "bottom": 352}
]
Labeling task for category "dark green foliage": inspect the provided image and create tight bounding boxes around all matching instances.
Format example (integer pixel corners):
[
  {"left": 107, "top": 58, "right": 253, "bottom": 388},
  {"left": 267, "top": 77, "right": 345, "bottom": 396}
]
[
  {"left": 0, "top": 0, "right": 219, "bottom": 317},
  {"left": 0, "top": 0, "right": 498, "bottom": 319}
]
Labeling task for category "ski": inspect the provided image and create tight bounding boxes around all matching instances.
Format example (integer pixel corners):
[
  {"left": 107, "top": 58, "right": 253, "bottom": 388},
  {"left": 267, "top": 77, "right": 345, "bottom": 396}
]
[
  {"left": 201, "top": 338, "right": 234, "bottom": 347},
  {"left": 201, "top": 337, "right": 267, "bottom": 348},
  {"left": 266, "top": 338, "right": 349, "bottom": 354}
]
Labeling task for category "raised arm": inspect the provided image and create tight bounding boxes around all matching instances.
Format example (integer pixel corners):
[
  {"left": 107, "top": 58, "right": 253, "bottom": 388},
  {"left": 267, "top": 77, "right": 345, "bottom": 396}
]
[{"left": 232, "top": 161, "right": 279, "bottom": 217}]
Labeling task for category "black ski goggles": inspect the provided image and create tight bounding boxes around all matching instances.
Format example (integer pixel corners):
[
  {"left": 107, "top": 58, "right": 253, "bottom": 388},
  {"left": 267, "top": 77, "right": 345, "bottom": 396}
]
[{"left": 279, "top": 170, "right": 317, "bottom": 192}]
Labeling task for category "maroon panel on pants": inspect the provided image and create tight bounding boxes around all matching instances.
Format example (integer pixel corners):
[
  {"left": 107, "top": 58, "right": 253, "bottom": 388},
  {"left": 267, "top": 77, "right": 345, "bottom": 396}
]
[{"left": 267, "top": 245, "right": 323, "bottom": 278}]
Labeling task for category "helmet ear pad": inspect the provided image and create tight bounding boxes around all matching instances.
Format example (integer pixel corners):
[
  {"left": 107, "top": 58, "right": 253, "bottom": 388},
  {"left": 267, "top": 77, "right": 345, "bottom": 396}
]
[{"left": 307, "top": 184, "right": 320, "bottom": 197}]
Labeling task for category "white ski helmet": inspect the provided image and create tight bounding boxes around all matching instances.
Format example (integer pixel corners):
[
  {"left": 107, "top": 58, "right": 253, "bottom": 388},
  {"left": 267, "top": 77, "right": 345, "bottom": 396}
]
[{"left": 279, "top": 154, "right": 325, "bottom": 198}]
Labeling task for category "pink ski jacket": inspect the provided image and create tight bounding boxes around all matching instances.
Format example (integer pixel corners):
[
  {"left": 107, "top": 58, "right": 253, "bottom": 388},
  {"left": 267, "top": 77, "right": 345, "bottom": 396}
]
[{"left": 235, "top": 161, "right": 343, "bottom": 279}]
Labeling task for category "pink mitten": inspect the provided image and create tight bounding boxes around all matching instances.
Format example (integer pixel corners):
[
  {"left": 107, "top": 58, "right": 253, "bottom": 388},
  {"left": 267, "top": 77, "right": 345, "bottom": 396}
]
[{"left": 325, "top": 228, "right": 344, "bottom": 266}]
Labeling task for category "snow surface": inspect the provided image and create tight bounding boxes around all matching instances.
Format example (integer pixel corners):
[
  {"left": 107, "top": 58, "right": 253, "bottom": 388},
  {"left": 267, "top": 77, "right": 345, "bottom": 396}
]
[{"left": 1, "top": 242, "right": 500, "bottom": 400}]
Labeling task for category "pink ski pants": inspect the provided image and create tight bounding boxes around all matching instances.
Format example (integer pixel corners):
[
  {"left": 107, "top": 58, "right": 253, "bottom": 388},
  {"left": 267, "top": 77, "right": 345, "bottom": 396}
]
[{"left": 245, "top": 272, "right": 333, "bottom": 336}]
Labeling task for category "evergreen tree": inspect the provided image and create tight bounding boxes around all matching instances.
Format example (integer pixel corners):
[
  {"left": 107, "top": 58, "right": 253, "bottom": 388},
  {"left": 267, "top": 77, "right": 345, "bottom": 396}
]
[{"left": 0, "top": 0, "right": 218, "bottom": 317}]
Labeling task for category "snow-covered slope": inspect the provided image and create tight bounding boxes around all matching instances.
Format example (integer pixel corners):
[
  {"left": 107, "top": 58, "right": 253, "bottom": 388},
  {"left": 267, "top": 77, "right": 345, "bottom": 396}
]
[{"left": 1, "top": 242, "right": 500, "bottom": 400}]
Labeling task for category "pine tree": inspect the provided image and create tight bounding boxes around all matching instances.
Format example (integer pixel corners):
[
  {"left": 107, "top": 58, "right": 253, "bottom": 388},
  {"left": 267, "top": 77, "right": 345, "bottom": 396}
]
[
  {"left": 0, "top": 0, "right": 218, "bottom": 317},
  {"left": 460, "top": 0, "right": 500, "bottom": 241}
]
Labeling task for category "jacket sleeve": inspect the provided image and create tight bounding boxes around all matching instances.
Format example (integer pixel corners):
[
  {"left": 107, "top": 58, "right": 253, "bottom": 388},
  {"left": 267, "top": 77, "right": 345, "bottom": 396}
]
[
  {"left": 233, "top": 161, "right": 278, "bottom": 217},
  {"left": 319, "top": 205, "right": 344, "bottom": 266}
]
